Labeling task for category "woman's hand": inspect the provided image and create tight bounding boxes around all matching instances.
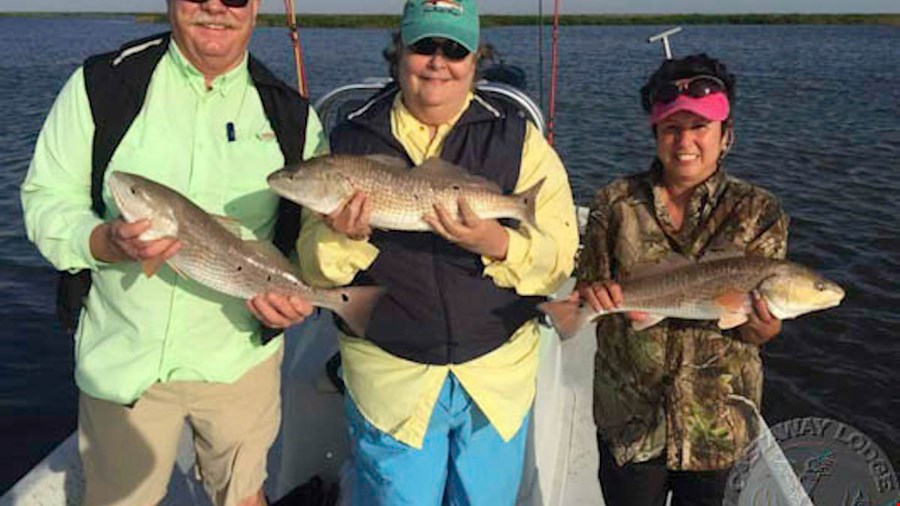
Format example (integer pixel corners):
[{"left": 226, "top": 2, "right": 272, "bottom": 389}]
[
  {"left": 738, "top": 290, "right": 782, "bottom": 345},
  {"left": 574, "top": 279, "right": 648, "bottom": 321},
  {"left": 322, "top": 191, "right": 372, "bottom": 241},
  {"left": 423, "top": 198, "right": 509, "bottom": 260}
]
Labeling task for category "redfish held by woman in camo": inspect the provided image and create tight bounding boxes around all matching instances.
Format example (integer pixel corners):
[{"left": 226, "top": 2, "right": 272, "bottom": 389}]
[{"left": 540, "top": 255, "right": 845, "bottom": 340}]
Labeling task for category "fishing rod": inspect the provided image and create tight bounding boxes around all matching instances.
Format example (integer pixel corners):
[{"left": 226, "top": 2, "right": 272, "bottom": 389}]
[
  {"left": 283, "top": 0, "right": 309, "bottom": 98},
  {"left": 547, "top": 0, "right": 560, "bottom": 146},
  {"left": 537, "top": 0, "right": 544, "bottom": 113}
]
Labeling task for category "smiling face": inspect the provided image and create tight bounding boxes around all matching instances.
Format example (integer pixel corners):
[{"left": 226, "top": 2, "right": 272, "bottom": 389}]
[
  {"left": 655, "top": 110, "right": 730, "bottom": 187},
  {"left": 398, "top": 41, "right": 477, "bottom": 125},
  {"left": 168, "top": 0, "right": 259, "bottom": 80}
]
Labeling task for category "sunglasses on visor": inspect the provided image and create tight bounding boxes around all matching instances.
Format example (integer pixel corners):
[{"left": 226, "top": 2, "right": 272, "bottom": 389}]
[
  {"left": 650, "top": 75, "right": 726, "bottom": 105},
  {"left": 182, "top": 0, "right": 251, "bottom": 8},
  {"left": 407, "top": 38, "right": 471, "bottom": 61}
]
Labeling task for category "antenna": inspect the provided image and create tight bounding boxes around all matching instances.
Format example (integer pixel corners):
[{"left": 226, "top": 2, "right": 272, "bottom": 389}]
[{"left": 647, "top": 26, "right": 683, "bottom": 60}]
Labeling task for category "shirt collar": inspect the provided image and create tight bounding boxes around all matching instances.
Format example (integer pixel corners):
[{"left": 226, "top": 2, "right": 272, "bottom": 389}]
[
  {"left": 392, "top": 92, "right": 474, "bottom": 129},
  {"left": 646, "top": 161, "right": 728, "bottom": 208},
  {"left": 168, "top": 40, "right": 249, "bottom": 96},
  {"left": 391, "top": 92, "right": 474, "bottom": 161},
  {"left": 645, "top": 161, "right": 729, "bottom": 249}
]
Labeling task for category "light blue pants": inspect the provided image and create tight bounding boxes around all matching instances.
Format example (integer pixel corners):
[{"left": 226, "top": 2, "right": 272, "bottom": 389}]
[{"left": 343, "top": 374, "right": 531, "bottom": 506}]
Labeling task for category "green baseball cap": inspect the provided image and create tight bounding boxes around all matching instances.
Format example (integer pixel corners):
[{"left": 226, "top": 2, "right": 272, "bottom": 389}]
[{"left": 400, "top": 0, "right": 480, "bottom": 54}]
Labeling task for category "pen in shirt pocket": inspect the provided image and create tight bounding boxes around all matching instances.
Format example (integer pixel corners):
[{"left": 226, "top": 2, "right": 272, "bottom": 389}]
[{"left": 226, "top": 122, "right": 236, "bottom": 142}]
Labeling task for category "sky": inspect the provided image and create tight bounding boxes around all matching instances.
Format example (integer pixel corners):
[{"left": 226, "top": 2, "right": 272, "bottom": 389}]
[{"left": 0, "top": 0, "right": 897, "bottom": 14}]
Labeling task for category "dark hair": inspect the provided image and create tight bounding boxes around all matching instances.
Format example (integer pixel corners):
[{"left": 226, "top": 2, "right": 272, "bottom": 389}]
[
  {"left": 382, "top": 32, "right": 492, "bottom": 82},
  {"left": 639, "top": 53, "right": 736, "bottom": 114}
]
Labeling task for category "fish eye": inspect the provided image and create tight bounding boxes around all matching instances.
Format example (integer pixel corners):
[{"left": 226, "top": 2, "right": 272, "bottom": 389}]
[
  {"left": 814, "top": 281, "right": 826, "bottom": 291},
  {"left": 130, "top": 187, "right": 137, "bottom": 195}
]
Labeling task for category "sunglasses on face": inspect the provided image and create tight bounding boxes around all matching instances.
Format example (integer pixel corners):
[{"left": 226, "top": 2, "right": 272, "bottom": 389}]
[
  {"left": 407, "top": 38, "right": 470, "bottom": 61},
  {"left": 651, "top": 75, "right": 726, "bottom": 105},
  {"left": 182, "top": 0, "right": 251, "bottom": 8}
]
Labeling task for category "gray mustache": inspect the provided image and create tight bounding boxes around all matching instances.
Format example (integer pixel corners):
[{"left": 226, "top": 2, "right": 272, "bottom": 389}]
[{"left": 191, "top": 16, "right": 236, "bottom": 28}]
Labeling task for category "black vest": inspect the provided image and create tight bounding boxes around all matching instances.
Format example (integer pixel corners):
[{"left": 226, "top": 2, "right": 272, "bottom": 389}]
[
  {"left": 56, "top": 32, "right": 309, "bottom": 341},
  {"left": 331, "top": 87, "right": 544, "bottom": 364}
]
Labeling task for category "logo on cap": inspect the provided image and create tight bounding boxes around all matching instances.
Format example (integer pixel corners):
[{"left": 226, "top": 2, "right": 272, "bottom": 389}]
[{"left": 421, "top": 0, "right": 463, "bottom": 15}]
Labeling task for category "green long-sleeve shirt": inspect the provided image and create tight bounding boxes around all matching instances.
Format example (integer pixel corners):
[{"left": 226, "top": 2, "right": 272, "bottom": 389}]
[{"left": 21, "top": 41, "right": 326, "bottom": 404}]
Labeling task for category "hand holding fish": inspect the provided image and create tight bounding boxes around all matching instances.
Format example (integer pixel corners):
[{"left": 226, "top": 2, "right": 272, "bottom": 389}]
[
  {"left": 424, "top": 198, "right": 510, "bottom": 260},
  {"left": 322, "top": 191, "right": 373, "bottom": 241},
  {"left": 736, "top": 290, "right": 781, "bottom": 345},
  {"left": 90, "top": 219, "right": 181, "bottom": 264},
  {"left": 247, "top": 292, "right": 314, "bottom": 329},
  {"left": 573, "top": 280, "right": 648, "bottom": 322}
]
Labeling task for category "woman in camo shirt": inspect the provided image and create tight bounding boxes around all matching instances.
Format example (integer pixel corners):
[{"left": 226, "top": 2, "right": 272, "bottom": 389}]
[{"left": 575, "top": 54, "right": 789, "bottom": 506}]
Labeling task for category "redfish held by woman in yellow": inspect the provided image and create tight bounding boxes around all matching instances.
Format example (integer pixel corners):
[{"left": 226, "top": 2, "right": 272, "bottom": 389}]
[
  {"left": 539, "top": 255, "right": 845, "bottom": 340},
  {"left": 107, "top": 171, "right": 382, "bottom": 336},
  {"left": 266, "top": 154, "right": 545, "bottom": 232}
]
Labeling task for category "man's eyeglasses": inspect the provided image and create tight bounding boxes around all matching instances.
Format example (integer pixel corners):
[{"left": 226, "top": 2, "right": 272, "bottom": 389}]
[
  {"left": 650, "top": 75, "right": 726, "bottom": 105},
  {"left": 407, "top": 38, "right": 471, "bottom": 61},
  {"left": 182, "top": 0, "right": 251, "bottom": 8}
]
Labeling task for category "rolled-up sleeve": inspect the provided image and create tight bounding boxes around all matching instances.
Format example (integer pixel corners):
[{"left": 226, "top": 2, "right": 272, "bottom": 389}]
[
  {"left": 296, "top": 208, "right": 380, "bottom": 288},
  {"left": 20, "top": 67, "right": 105, "bottom": 272},
  {"left": 482, "top": 123, "right": 578, "bottom": 296}
]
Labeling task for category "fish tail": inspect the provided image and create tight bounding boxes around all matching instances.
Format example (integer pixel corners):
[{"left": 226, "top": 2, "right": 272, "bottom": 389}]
[
  {"left": 330, "top": 286, "right": 384, "bottom": 337},
  {"left": 538, "top": 299, "right": 595, "bottom": 341},
  {"left": 515, "top": 177, "right": 546, "bottom": 231}
]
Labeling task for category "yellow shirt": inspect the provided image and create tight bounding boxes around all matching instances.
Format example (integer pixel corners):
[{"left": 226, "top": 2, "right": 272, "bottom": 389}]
[{"left": 298, "top": 92, "right": 578, "bottom": 448}]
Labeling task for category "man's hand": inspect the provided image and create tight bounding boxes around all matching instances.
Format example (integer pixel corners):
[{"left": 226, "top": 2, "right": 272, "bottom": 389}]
[
  {"left": 738, "top": 290, "right": 782, "bottom": 345},
  {"left": 246, "top": 293, "right": 314, "bottom": 329},
  {"left": 322, "top": 191, "right": 372, "bottom": 241},
  {"left": 574, "top": 279, "right": 647, "bottom": 321},
  {"left": 423, "top": 198, "right": 509, "bottom": 260},
  {"left": 90, "top": 219, "right": 181, "bottom": 264}
]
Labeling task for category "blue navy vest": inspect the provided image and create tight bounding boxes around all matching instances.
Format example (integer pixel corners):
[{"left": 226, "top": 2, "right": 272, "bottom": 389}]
[{"left": 331, "top": 86, "right": 545, "bottom": 364}]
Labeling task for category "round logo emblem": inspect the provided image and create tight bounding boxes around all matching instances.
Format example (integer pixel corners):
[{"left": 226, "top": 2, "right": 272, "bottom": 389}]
[{"left": 725, "top": 417, "right": 898, "bottom": 506}]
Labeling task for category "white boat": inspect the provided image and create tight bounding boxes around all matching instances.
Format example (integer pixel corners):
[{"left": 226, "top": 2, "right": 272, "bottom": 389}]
[{"left": 0, "top": 79, "right": 605, "bottom": 506}]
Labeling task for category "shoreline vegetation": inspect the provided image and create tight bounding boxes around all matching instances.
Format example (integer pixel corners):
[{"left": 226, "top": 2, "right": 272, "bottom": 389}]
[{"left": 1, "top": 12, "right": 898, "bottom": 26}]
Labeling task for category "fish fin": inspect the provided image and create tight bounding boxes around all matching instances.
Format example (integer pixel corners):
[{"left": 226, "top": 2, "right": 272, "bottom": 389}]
[
  {"left": 415, "top": 158, "right": 502, "bottom": 192},
  {"left": 211, "top": 214, "right": 243, "bottom": 237},
  {"left": 718, "top": 312, "right": 749, "bottom": 329},
  {"left": 330, "top": 286, "right": 385, "bottom": 337},
  {"left": 537, "top": 299, "right": 597, "bottom": 341},
  {"left": 141, "top": 257, "right": 166, "bottom": 278},
  {"left": 699, "top": 247, "right": 746, "bottom": 263},
  {"left": 714, "top": 290, "right": 752, "bottom": 313},
  {"left": 621, "top": 254, "right": 694, "bottom": 283},
  {"left": 364, "top": 154, "right": 409, "bottom": 169},
  {"left": 515, "top": 177, "right": 545, "bottom": 231},
  {"left": 631, "top": 314, "right": 666, "bottom": 331}
]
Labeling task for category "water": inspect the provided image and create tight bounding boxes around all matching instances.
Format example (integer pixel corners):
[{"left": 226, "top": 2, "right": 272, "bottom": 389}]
[{"left": 1, "top": 17, "right": 898, "bottom": 492}]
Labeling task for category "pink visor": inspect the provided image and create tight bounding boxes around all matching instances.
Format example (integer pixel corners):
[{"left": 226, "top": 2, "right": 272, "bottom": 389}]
[{"left": 649, "top": 92, "right": 730, "bottom": 125}]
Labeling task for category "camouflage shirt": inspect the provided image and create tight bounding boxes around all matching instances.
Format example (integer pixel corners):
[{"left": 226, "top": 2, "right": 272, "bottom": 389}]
[{"left": 577, "top": 163, "right": 789, "bottom": 471}]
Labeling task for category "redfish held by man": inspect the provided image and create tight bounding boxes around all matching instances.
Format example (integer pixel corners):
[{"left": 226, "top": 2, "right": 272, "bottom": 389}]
[
  {"left": 107, "top": 171, "right": 382, "bottom": 336},
  {"left": 540, "top": 255, "right": 845, "bottom": 340},
  {"left": 266, "top": 154, "right": 545, "bottom": 231}
]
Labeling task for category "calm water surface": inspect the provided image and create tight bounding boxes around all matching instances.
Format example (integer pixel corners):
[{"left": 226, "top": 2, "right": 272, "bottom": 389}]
[{"left": 0, "top": 17, "right": 897, "bottom": 492}]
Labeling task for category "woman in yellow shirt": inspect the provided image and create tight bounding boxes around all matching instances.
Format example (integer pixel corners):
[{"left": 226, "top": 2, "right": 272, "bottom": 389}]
[{"left": 297, "top": 1, "right": 578, "bottom": 504}]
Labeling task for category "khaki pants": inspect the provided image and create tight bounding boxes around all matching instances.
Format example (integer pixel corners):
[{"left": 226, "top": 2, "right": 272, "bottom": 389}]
[{"left": 78, "top": 348, "right": 282, "bottom": 506}]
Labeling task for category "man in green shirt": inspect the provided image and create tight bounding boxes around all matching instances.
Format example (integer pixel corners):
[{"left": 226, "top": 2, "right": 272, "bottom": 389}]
[{"left": 20, "top": 1, "right": 326, "bottom": 505}]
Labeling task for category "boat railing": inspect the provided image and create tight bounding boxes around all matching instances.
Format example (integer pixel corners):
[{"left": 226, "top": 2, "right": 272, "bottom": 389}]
[{"left": 314, "top": 78, "right": 548, "bottom": 137}]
